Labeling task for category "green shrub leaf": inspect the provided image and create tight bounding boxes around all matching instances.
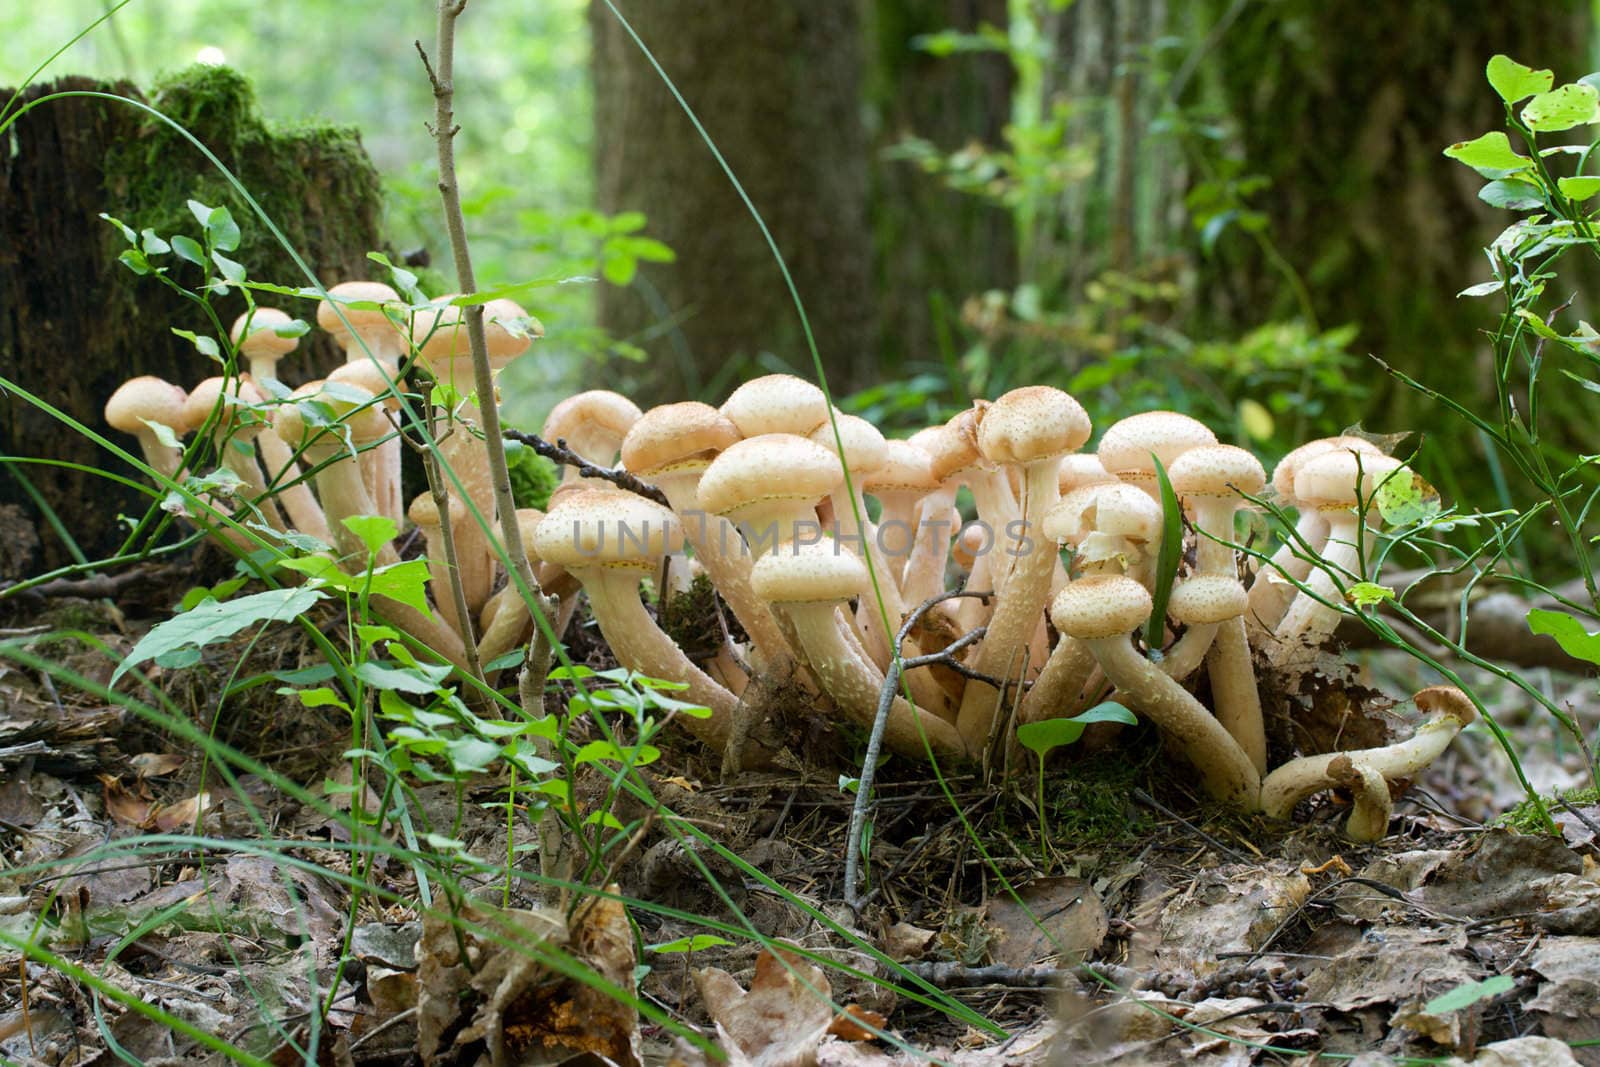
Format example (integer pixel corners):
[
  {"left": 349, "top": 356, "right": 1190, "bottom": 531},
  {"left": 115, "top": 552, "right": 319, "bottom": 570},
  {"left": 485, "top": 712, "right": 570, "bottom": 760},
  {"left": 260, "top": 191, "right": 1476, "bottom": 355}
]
[
  {"left": 114, "top": 587, "right": 326, "bottom": 683},
  {"left": 1016, "top": 702, "right": 1136, "bottom": 757},
  {"left": 1443, "top": 132, "right": 1533, "bottom": 178},
  {"left": 1424, "top": 974, "right": 1515, "bottom": 1014},
  {"left": 1486, "top": 55, "right": 1554, "bottom": 104},
  {"left": 1527, "top": 608, "right": 1600, "bottom": 667},
  {"left": 1521, "top": 83, "right": 1600, "bottom": 132}
]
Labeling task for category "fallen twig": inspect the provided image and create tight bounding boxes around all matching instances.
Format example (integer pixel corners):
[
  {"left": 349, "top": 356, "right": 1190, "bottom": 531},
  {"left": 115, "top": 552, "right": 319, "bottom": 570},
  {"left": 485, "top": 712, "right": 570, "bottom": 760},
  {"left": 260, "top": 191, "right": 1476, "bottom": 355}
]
[{"left": 503, "top": 429, "right": 671, "bottom": 507}]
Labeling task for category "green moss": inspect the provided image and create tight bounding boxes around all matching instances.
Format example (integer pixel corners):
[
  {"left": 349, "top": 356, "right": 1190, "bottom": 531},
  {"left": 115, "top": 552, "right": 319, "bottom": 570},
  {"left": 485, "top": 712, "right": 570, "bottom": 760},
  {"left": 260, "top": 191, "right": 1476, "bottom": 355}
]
[
  {"left": 102, "top": 64, "right": 386, "bottom": 319},
  {"left": 505, "top": 440, "right": 559, "bottom": 511},
  {"left": 1499, "top": 786, "right": 1598, "bottom": 834}
]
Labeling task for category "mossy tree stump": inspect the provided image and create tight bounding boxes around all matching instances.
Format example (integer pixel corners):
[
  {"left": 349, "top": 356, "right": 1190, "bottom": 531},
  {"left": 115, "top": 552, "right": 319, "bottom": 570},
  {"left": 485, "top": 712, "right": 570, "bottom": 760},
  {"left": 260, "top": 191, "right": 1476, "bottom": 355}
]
[{"left": 0, "top": 66, "right": 390, "bottom": 575}]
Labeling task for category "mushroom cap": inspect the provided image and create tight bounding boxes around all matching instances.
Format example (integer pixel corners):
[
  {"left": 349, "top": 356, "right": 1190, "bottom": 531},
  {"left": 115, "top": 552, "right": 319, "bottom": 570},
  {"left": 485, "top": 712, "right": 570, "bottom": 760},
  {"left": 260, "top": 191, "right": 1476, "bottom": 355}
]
[
  {"left": 750, "top": 536, "right": 871, "bottom": 603},
  {"left": 1051, "top": 575, "right": 1152, "bottom": 639},
  {"left": 1045, "top": 483, "right": 1162, "bottom": 545},
  {"left": 273, "top": 380, "right": 389, "bottom": 446},
  {"left": 905, "top": 425, "right": 945, "bottom": 456},
  {"left": 483, "top": 298, "right": 541, "bottom": 362},
  {"left": 316, "top": 280, "right": 401, "bottom": 336},
  {"left": 229, "top": 307, "right": 298, "bottom": 358},
  {"left": 810, "top": 413, "right": 888, "bottom": 477},
  {"left": 720, "top": 374, "right": 830, "bottom": 438},
  {"left": 326, "top": 360, "right": 401, "bottom": 408},
  {"left": 950, "top": 523, "right": 988, "bottom": 571},
  {"left": 927, "top": 403, "right": 992, "bottom": 483},
  {"left": 533, "top": 489, "right": 682, "bottom": 570},
  {"left": 515, "top": 507, "right": 546, "bottom": 560},
  {"left": 1271, "top": 436, "right": 1383, "bottom": 500},
  {"left": 105, "top": 376, "right": 189, "bottom": 435},
  {"left": 1097, "top": 411, "right": 1217, "bottom": 480},
  {"left": 864, "top": 440, "right": 939, "bottom": 495},
  {"left": 411, "top": 297, "right": 465, "bottom": 360},
  {"left": 1294, "top": 450, "right": 1403, "bottom": 510},
  {"left": 543, "top": 391, "right": 643, "bottom": 454},
  {"left": 1168, "top": 444, "right": 1267, "bottom": 501},
  {"left": 697, "top": 434, "right": 843, "bottom": 520},
  {"left": 977, "top": 386, "right": 1091, "bottom": 466},
  {"left": 1059, "top": 454, "right": 1117, "bottom": 493},
  {"left": 1412, "top": 685, "right": 1477, "bottom": 727},
  {"left": 1167, "top": 574, "right": 1248, "bottom": 625},
  {"left": 183, "top": 375, "right": 264, "bottom": 434},
  {"left": 408, "top": 491, "right": 448, "bottom": 527},
  {"left": 622, "top": 402, "right": 740, "bottom": 476}
]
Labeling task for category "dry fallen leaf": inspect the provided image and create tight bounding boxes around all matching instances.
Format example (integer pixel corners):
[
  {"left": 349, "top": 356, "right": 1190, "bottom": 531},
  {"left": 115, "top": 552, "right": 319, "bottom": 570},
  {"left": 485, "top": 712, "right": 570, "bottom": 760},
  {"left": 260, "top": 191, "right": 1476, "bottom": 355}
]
[
  {"left": 129, "top": 752, "right": 185, "bottom": 778},
  {"left": 696, "top": 944, "right": 834, "bottom": 1067},
  {"left": 880, "top": 922, "right": 935, "bottom": 963},
  {"left": 827, "top": 1006, "right": 888, "bottom": 1043},
  {"left": 984, "top": 876, "right": 1107, "bottom": 968},
  {"left": 100, "top": 773, "right": 152, "bottom": 827}
]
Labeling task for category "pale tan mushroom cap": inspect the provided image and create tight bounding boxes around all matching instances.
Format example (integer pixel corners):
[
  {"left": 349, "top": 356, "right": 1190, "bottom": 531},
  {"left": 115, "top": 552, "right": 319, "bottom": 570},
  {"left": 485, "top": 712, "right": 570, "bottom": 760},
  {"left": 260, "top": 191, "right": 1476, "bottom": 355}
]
[
  {"left": 864, "top": 440, "right": 939, "bottom": 495},
  {"left": 273, "top": 380, "right": 388, "bottom": 445},
  {"left": 810, "top": 413, "right": 888, "bottom": 476},
  {"left": 1271, "top": 436, "right": 1383, "bottom": 500},
  {"left": 327, "top": 361, "right": 401, "bottom": 408},
  {"left": 533, "top": 489, "right": 683, "bottom": 569},
  {"left": 1097, "top": 411, "right": 1217, "bottom": 478},
  {"left": 951, "top": 523, "right": 987, "bottom": 570},
  {"left": 750, "top": 537, "right": 871, "bottom": 603},
  {"left": 1167, "top": 575, "right": 1248, "bottom": 625},
  {"left": 316, "top": 280, "right": 401, "bottom": 335},
  {"left": 927, "top": 403, "right": 992, "bottom": 483},
  {"left": 184, "top": 376, "right": 264, "bottom": 433},
  {"left": 412, "top": 298, "right": 465, "bottom": 360},
  {"left": 1051, "top": 574, "right": 1152, "bottom": 640},
  {"left": 720, "top": 374, "right": 829, "bottom": 438},
  {"left": 1045, "top": 483, "right": 1162, "bottom": 545},
  {"left": 515, "top": 507, "right": 546, "bottom": 561},
  {"left": 906, "top": 425, "right": 945, "bottom": 456},
  {"left": 622, "top": 402, "right": 740, "bottom": 475},
  {"left": 106, "top": 376, "right": 189, "bottom": 435},
  {"left": 1412, "top": 685, "right": 1477, "bottom": 727},
  {"left": 1168, "top": 444, "right": 1267, "bottom": 500},
  {"left": 543, "top": 390, "right": 643, "bottom": 450},
  {"left": 408, "top": 491, "right": 446, "bottom": 528},
  {"left": 697, "top": 434, "right": 842, "bottom": 519},
  {"left": 229, "top": 308, "right": 298, "bottom": 357},
  {"left": 977, "top": 386, "right": 1091, "bottom": 466},
  {"left": 483, "top": 298, "right": 540, "bottom": 362},
  {"left": 1059, "top": 454, "right": 1117, "bottom": 493},
  {"left": 1294, "top": 450, "right": 1403, "bottom": 510}
]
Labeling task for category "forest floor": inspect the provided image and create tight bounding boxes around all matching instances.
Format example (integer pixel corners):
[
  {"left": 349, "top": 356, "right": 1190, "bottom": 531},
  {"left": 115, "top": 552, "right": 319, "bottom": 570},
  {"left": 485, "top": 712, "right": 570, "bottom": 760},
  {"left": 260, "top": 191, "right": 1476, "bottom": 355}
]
[{"left": 2, "top": 582, "right": 1599, "bottom": 1067}]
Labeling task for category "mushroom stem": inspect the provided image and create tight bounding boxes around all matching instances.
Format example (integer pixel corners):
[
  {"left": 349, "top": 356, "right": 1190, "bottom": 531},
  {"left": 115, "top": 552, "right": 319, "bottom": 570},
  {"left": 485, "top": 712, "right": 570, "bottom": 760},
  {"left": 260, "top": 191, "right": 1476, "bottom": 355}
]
[
  {"left": 1271, "top": 511, "right": 1359, "bottom": 659},
  {"left": 901, "top": 492, "right": 957, "bottom": 605},
  {"left": 1018, "top": 636, "right": 1096, "bottom": 724},
  {"left": 257, "top": 428, "right": 333, "bottom": 545},
  {"left": 1208, "top": 620, "right": 1266, "bottom": 773},
  {"left": 1248, "top": 510, "right": 1328, "bottom": 629}
]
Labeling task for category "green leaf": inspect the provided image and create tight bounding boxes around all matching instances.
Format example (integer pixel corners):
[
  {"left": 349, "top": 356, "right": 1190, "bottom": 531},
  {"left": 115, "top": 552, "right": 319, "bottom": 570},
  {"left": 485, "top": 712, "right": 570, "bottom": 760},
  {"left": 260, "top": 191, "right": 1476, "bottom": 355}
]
[
  {"left": 1478, "top": 179, "right": 1544, "bottom": 211},
  {"left": 203, "top": 205, "right": 240, "bottom": 251},
  {"left": 139, "top": 417, "right": 183, "bottom": 450},
  {"left": 356, "top": 660, "right": 446, "bottom": 695},
  {"left": 1375, "top": 468, "right": 1441, "bottom": 527},
  {"left": 1016, "top": 701, "right": 1137, "bottom": 758},
  {"left": 1514, "top": 307, "right": 1565, "bottom": 341},
  {"left": 1145, "top": 455, "right": 1183, "bottom": 649},
  {"left": 1528, "top": 608, "right": 1600, "bottom": 667},
  {"left": 1443, "top": 132, "right": 1534, "bottom": 178},
  {"left": 1558, "top": 175, "right": 1600, "bottom": 201},
  {"left": 100, "top": 212, "right": 137, "bottom": 244},
  {"left": 444, "top": 736, "right": 501, "bottom": 774},
  {"left": 1424, "top": 974, "right": 1515, "bottom": 1015},
  {"left": 366, "top": 558, "right": 434, "bottom": 616},
  {"left": 139, "top": 228, "right": 171, "bottom": 255},
  {"left": 648, "top": 934, "right": 733, "bottom": 954},
  {"left": 117, "top": 249, "right": 152, "bottom": 276},
  {"left": 170, "top": 234, "right": 206, "bottom": 268},
  {"left": 292, "top": 686, "right": 353, "bottom": 713},
  {"left": 114, "top": 587, "right": 326, "bottom": 683},
  {"left": 1346, "top": 582, "right": 1395, "bottom": 608},
  {"left": 356, "top": 624, "right": 400, "bottom": 645},
  {"left": 1486, "top": 55, "right": 1553, "bottom": 104},
  {"left": 342, "top": 515, "right": 398, "bottom": 557},
  {"left": 573, "top": 740, "right": 622, "bottom": 765},
  {"left": 1522, "top": 83, "right": 1600, "bottom": 132},
  {"left": 169, "top": 329, "right": 221, "bottom": 361},
  {"left": 211, "top": 251, "right": 246, "bottom": 284},
  {"left": 585, "top": 810, "right": 627, "bottom": 831}
]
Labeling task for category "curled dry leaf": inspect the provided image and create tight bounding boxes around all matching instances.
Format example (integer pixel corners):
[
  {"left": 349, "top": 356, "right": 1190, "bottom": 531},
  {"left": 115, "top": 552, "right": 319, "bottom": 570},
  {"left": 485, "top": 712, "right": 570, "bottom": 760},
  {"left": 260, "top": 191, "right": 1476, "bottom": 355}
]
[{"left": 695, "top": 944, "right": 835, "bottom": 1067}]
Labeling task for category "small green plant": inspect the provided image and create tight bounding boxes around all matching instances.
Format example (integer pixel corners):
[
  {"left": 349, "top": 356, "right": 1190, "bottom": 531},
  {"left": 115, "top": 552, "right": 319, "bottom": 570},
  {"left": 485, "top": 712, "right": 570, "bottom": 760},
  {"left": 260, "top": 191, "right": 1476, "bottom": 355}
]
[{"left": 1016, "top": 700, "right": 1137, "bottom": 864}]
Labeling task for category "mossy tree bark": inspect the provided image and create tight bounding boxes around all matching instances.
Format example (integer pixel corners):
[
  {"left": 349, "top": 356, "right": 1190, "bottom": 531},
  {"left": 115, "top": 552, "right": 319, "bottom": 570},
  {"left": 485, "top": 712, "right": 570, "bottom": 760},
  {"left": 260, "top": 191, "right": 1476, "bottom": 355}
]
[
  {"left": 0, "top": 68, "right": 389, "bottom": 575},
  {"left": 590, "top": 0, "right": 875, "bottom": 397}
]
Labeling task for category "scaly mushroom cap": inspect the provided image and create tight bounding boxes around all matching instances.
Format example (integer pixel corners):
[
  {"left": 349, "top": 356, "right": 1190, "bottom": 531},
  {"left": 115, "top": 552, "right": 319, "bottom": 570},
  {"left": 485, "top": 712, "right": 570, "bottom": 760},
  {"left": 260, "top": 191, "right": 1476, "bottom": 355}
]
[
  {"left": 906, "top": 425, "right": 945, "bottom": 455},
  {"left": 533, "top": 489, "right": 683, "bottom": 570},
  {"left": 1097, "top": 411, "right": 1217, "bottom": 482},
  {"left": 543, "top": 390, "right": 643, "bottom": 461},
  {"left": 183, "top": 376, "right": 264, "bottom": 435},
  {"left": 326, "top": 361, "right": 402, "bottom": 408},
  {"left": 106, "top": 376, "right": 189, "bottom": 436},
  {"left": 1294, "top": 450, "right": 1404, "bottom": 511},
  {"left": 810, "top": 413, "right": 888, "bottom": 477},
  {"left": 1059, "top": 454, "right": 1117, "bottom": 493},
  {"left": 483, "top": 298, "right": 540, "bottom": 363},
  {"left": 1413, "top": 684, "right": 1477, "bottom": 728},
  {"left": 927, "top": 403, "right": 993, "bottom": 483},
  {"left": 751, "top": 537, "right": 871, "bottom": 604},
  {"left": 408, "top": 491, "right": 449, "bottom": 528},
  {"left": 864, "top": 441, "right": 939, "bottom": 496},
  {"left": 316, "top": 281, "right": 401, "bottom": 339},
  {"left": 1272, "top": 436, "right": 1383, "bottom": 500},
  {"left": 514, "top": 507, "right": 546, "bottom": 559},
  {"left": 1044, "top": 483, "right": 1162, "bottom": 546},
  {"left": 720, "top": 374, "right": 830, "bottom": 438},
  {"left": 1168, "top": 575, "right": 1249, "bottom": 626},
  {"left": 1051, "top": 574, "right": 1152, "bottom": 640},
  {"left": 622, "top": 402, "right": 741, "bottom": 476},
  {"left": 230, "top": 308, "right": 298, "bottom": 359},
  {"left": 273, "top": 380, "right": 389, "bottom": 447},
  {"left": 412, "top": 297, "right": 465, "bottom": 360},
  {"left": 977, "top": 386, "right": 1091, "bottom": 466},
  {"left": 1168, "top": 444, "right": 1267, "bottom": 502},
  {"left": 697, "top": 434, "right": 842, "bottom": 523}
]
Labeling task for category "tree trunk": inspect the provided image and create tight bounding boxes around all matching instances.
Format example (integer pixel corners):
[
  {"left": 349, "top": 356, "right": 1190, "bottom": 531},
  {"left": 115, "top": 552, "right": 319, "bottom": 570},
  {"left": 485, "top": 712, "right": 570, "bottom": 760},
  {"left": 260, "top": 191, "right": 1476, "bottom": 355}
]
[
  {"left": 590, "top": 0, "right": 875, "bottom": 398},
  {"left": 0, "top": 67, "right": 390, "bottom": 576}
]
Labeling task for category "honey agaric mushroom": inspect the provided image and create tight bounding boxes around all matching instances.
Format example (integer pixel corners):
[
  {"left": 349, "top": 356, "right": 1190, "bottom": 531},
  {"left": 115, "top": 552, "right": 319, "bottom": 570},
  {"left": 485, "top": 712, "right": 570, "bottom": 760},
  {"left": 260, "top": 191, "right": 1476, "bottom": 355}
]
[
  {"left": 874, "top": 442, "right": 949, "bottom": 605},
  {"left": 105, "top": 376, "right": 190, "bottom": 481},
  {"left": 955, "top": 386, "right": 1092, "bottom": 753},
  {"left": 273, "top": 381, "right": 393, "bottom": 564},
  {"left": 230, "top": 307, "right": 299, "bottom": 384},
  {"left": 1051, "top": 575, "right": 1260, "bottom": 808},
  {"left": 1097, "top": 410, "right": 1217, "bottom": 499},
  {"left": 327, "top": 360, "right": 404, "bottom": 524},
  {"left": 751, "top": 538, "right": 965, "bottom": 761},
  {"left": 533, "top": 490, "right": 745, "bottom": 752},
  {"left": 317, "top": 281, "right": 406, "bottom": 367},
  {"left": 1249, "top": 436, "right": 1385, "bottom": 629},
  {"left": 1168, "top": 444, "right": 1268, "bottom": 772},
  {"left": 183, "top": 376, "right": 287, "bottom": 531},
  {"left": 1260, "top": 685, "right": 1476, "bottom": 841},
  {"left": 544, "top": 390, "right": 643, "bottom": 487},
  {"left": 408, "top": 490, "right": 467, "bottom": 636},
  {"left": 720, "top": 374, "right": 830, "bottom": 438},
  {"left": 476, "top": 507, "right": 546, "bottom": 668},
  {"left": 927, "top": 404, "right": 1021, "bottom": 569},
  {"left": 1270, "top": 448, "right": 1403, "bottom": 663},
  {"left": 697, "top": 434, "right": 843, "bottom": 560}
]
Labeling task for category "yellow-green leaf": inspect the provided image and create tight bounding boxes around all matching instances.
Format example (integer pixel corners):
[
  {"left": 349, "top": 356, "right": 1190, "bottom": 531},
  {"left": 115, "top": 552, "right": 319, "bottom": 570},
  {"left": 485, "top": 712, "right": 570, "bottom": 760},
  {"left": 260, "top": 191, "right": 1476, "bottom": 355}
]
[
  {"left": 1522, "top": 83, "right": 1600, "bottom": 132},
  {"left": 1486, "top": 55, "right": 1553, "bottom": 104}
]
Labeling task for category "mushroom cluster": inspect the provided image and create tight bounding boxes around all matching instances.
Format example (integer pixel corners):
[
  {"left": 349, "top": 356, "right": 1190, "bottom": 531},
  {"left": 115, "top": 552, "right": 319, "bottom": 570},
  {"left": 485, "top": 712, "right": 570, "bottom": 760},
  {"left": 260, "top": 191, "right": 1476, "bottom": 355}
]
[{"left": 107, "top": 316, "right": 1472, "bottom": 839}]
